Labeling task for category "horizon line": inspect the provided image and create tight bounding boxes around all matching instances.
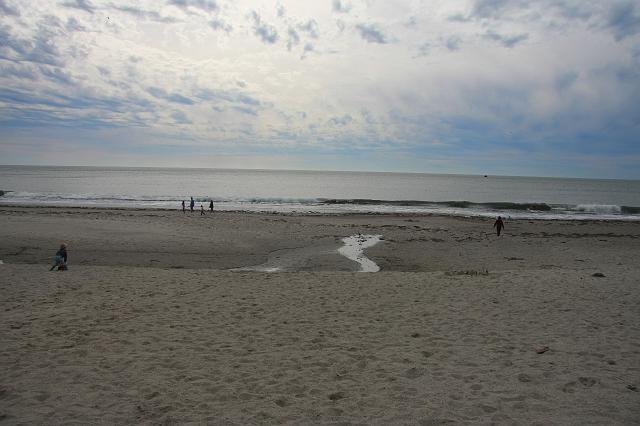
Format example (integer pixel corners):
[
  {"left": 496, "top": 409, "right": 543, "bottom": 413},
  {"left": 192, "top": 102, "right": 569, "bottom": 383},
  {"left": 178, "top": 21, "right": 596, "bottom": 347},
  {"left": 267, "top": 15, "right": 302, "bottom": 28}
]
[{"left": 0, "top": 163, "right": 637, "bottom": 182}]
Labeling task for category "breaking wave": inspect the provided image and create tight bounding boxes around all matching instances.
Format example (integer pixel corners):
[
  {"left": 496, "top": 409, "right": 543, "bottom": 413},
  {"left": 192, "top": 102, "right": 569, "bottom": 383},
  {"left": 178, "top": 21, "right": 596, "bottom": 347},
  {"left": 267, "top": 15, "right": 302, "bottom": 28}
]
[
  {"left": 1, "top": 191, "right": 639, "bottom": 220},
  {"left": 321, "top": 199, "right": 553, "bottom": 211}
]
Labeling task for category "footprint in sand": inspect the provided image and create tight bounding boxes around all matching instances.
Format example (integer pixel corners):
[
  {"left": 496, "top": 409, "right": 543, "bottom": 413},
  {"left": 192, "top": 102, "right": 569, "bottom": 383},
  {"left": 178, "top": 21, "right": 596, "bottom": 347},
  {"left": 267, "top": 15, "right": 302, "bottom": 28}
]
[{"left": 404, "top": 367, "right": 426, "bottom": 379}]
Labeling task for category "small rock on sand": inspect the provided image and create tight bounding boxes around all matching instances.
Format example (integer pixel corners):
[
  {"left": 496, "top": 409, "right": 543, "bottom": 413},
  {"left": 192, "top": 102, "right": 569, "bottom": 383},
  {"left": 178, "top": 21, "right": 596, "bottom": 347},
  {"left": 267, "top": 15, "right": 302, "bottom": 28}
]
[
  {"left": 592, "top": 272, "right": 605, "bottom": 277},
  {"left": 518, "top": 373, "right": 532, "bottom": 382},
  {"left": 535, "top": 346, "right": 549, "bottom": 354},
  {"left": 328, "top": 392, "right": 345, "bottom": 401},
  {"left": 405, "top": 367, "right": 426, "bottom": 379}
]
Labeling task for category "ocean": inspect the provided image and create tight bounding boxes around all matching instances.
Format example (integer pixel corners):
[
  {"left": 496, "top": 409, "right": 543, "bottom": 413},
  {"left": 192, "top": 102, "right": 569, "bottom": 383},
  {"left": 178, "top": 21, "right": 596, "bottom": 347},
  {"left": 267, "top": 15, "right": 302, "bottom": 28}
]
[{"left": 1, "top": 165, "right": 639, "bottom": 220}]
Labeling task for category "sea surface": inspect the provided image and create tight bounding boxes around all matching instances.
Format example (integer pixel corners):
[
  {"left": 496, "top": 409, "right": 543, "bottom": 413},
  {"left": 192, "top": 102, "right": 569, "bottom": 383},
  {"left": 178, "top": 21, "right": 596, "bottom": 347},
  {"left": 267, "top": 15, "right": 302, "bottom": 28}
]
[{"left": 1, "top": 166, "right": 639, "bottom": 220}]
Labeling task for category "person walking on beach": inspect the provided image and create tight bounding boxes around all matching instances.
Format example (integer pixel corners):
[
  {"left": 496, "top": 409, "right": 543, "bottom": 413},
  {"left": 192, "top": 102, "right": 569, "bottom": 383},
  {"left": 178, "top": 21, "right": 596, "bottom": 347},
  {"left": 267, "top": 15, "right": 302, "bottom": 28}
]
[
  {"left": 49, "top": 243, "right": 68, "bottom": 271},
  {"left": 190, "top": 197, "right": 195, "bottom": 212},
  {"left": 181, "top": 200, "right": 185, "bottom": 213},
  {"left": 200, "top": 204, "right": 205, "bottom": 216},
  {"left": 209, "top": 200, "right": 214, "bottom": 212},
  {"left": 493, "top": 216, "right": 505, "bottom": 236}
]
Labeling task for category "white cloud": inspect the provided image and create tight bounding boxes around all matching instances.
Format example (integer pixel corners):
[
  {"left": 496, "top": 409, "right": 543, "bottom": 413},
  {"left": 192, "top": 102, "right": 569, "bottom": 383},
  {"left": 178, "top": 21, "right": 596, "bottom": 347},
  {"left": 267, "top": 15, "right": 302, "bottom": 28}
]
[{"left": 0, "top": 0, "right": 638, "bottom": 177}]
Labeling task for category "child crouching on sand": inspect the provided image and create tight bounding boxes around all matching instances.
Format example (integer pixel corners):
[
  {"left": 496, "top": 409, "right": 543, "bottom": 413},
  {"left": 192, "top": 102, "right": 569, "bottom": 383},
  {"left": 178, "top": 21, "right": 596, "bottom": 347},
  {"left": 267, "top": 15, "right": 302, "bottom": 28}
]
[{"left": 50, "top": 243, "right": 68, "bottom": 271}]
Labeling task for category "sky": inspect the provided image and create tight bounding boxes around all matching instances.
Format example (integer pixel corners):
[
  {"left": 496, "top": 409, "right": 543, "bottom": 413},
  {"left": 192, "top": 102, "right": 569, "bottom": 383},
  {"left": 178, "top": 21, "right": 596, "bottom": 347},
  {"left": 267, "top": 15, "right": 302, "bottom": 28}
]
[{"left": 1, "top": 0, "right": 639, "bottom": 178}]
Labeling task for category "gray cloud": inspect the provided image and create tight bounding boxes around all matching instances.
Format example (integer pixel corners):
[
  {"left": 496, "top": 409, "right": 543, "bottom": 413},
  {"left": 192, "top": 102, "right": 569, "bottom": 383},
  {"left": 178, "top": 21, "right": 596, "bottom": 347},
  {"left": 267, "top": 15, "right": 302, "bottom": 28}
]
[
  {"left": 471, "top": 0, "right": 527, "bottom": 20},
  {"left": 45, "top": 14, "right": 66, "bottom": 29},
  {"left": 0, "top": 63, "right": 37, "bottom": 80},
  {"left": 329, "top": 114, "right": 353, "bottom": 126},
  {"left": 483, "top": 30, "right": 528, "bottom": 48},
  {"left": 167, "top": 0, "right": 217, "bottom": 13},
  {"left": 67, "top": 44, "right": 89, "bottom": 60},
  {"left": 0, "top": 25, "right": 24, "bottom": 58},
  {"left": 416, "top": 42, "right": 430, "bottom": 56},
  {"left": 447, "top": 13, "right": 469, "bottom": 23},
  {"left": 301, "top": 43, "right": 314, "bottom": 59},
  {"left": 555, "top": 71, "right": 579, "bottom": 92},
  {"left": 298, "top": 19, "right": 319, "bottom": 39},
  {"left": 555, "top": 2, "right": 593, "bottom": 21},
  {"left": 39, "top": 65, "right": 74, "bottom": 85},
  {"left": 233, "top": 106, "right": 258, "bottom": 116},
  {"left": 61, "top": 0, "right": 95, "bottom": 14},
  {"left": 194, "top": 88, "right": 261, "bottom": 108},
  {"left": 113, "top": 5, "right": 178, "bottom": 23},
  {"left": 147, "top": 87, "right": 195, "bottom": 105},
  {"left": 0, "top": 85, "right": 152, "bottom": 115},
  {"left": 0, "top": 0, "right": 19, "bottom": 16},
  {"left": 65, "top": 17, "right": 87, "bottom": 32},
  {"left": 445, "top": 35, "right": 461, "bottom": 51},
  {"left": 171, "top": 110, "right": 192, "bottom": 124},
  {"left": 286, "top": 27, "right": 300, "bottom": 51},
  {"left": 250, "top": 11, "right": 278, "bottom": 44},
  {"left": 606, "top": 1, "right": 640, "bottom": 41},
  {"left": 355, "top": 23, "right": 387, "bottom": 44},
  {"left": 0, "top": 22, "right": 66, "bottom": 66},
  {"left": 97, "top": 66, "right": 111, "bottom": 76},
  {"left": 332, "top": 0, "right": 351, "bottom": 14},
  {"left": 210, "top": 18, "right": 232, "bottom": 32}
]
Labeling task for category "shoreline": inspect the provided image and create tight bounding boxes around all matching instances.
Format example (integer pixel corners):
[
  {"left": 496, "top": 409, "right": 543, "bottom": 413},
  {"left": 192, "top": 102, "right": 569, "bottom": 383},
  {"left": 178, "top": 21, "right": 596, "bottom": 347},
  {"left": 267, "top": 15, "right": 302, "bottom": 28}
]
[{"left": 0, "top": 203, "right": 638, "bottom": 223}]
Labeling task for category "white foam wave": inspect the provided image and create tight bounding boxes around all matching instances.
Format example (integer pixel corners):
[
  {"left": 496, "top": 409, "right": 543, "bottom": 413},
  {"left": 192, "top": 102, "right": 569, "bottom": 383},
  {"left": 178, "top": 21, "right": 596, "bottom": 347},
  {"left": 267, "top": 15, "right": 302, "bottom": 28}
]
[
  {"left": 574, "top": 204, "right": 622, "bottom": 214},
  {"left": 1, "top": 192, "right": 639, "bottom": 221}
]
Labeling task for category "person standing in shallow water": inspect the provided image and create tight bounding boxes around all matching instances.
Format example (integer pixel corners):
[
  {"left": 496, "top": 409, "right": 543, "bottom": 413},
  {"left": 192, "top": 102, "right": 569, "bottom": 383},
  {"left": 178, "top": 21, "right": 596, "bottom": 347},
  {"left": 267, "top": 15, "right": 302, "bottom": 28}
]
[
  {"left": 493, "top": 216, "right": 505, "bottom": 236},
  {"left": 181, "top": 200, "right": 185, "bottom": 213},
  {"left": 209, "top": 200, "right": 213, "bottom": 212},
  {"left": 200, "top": 204, "right": 205, "bottom": 216},
  {"left": 190, "top": 197, "right": 195, "bottom": 212}
]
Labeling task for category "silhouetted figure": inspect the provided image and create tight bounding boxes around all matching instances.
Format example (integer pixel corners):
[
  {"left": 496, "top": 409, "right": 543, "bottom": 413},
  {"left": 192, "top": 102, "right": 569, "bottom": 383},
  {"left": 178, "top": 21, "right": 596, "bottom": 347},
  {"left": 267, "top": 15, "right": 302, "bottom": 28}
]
[
  {"left": 181, "top": 200, "right": 185, "bottom": 213},
  {"left": 190, "top": 197, "right": 195, "bottom": 212},
  {"left": 200, "top": 204, "right": 205, "bottom": 216},
  {"left": 209, "top": 200, "right": 214, "bottom": 212},
  {"left": 50, "top": 243, "right": 68, "bottom": 271},
  {"left": 493, "top": 216, "right": 505, "bottom": 236}
]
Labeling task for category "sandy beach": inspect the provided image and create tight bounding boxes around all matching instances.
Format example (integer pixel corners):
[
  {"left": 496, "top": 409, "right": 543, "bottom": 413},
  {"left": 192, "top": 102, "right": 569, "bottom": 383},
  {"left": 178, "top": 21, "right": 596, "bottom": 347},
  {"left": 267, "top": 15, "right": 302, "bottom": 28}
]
[{"left": 1, "top": 206, "right": 639, "bottom": 424}]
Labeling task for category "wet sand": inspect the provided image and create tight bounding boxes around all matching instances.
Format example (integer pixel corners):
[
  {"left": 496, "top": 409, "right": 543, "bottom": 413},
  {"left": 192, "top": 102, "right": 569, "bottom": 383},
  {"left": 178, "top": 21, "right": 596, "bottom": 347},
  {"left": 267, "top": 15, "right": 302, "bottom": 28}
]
[
  {"left": 0, "top": 206, "right": 639, "bottom": 424},
  {"left": 1, "top": 206, "right": 638, "bottom": 273}
]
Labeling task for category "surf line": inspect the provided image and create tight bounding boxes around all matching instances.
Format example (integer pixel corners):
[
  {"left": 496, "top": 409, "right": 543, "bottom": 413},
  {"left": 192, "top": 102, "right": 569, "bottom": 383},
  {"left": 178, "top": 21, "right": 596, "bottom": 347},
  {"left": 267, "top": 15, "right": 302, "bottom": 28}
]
[{"left": 338, "top": 234, "right": 382, "bottom": 272}]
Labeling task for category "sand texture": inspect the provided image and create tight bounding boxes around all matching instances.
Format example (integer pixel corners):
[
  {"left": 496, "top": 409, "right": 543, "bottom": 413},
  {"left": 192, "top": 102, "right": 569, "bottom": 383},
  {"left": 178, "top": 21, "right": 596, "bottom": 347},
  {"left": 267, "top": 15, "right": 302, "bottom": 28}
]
[{"left": 0, "top": 207, "right": 639, "bottom": 424}]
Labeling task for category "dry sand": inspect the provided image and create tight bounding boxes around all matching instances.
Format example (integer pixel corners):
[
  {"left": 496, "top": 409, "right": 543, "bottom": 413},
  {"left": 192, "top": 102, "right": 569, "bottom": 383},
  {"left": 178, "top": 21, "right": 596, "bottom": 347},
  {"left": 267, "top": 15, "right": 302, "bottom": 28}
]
[{"left": 0, "top": 206, "right": 639, "bottom": 424}]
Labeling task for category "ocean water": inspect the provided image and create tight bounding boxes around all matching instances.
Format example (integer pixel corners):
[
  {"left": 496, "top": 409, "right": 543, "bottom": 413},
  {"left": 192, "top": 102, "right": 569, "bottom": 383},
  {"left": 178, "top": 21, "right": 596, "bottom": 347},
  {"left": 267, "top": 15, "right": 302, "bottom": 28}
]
[{"left": 1, "top": 165, "right": 639, "bottom": 220}]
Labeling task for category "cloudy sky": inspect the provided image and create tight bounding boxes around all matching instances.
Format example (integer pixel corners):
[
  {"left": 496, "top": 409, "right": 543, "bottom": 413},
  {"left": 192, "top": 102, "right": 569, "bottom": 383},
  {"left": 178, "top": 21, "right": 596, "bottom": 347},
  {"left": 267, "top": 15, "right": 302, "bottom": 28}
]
[{"left": 1, "top": 0, "right": 639, "bottom": 178}]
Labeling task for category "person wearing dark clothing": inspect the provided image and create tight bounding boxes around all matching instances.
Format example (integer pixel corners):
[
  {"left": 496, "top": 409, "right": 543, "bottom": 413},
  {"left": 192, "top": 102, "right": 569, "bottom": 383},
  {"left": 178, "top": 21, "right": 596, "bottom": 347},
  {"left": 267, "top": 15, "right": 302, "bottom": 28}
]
[
  {"left": 200, "top": 204, "right": 205, "bottom": 216},
  {"left": 50, "top": 243, "right": 68, "bottom": 271},
  {"left": 190, "top": 197, "right": 195, "bottom": 212},
  {"left": 181, "top": 200, "right": 186, "bottom": 213},
  {"left": 209, "top": 200, "right": 214, "bottom": 212},
  {"left": 493, "top": 216, "right": 505, "bottom": 236}
]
